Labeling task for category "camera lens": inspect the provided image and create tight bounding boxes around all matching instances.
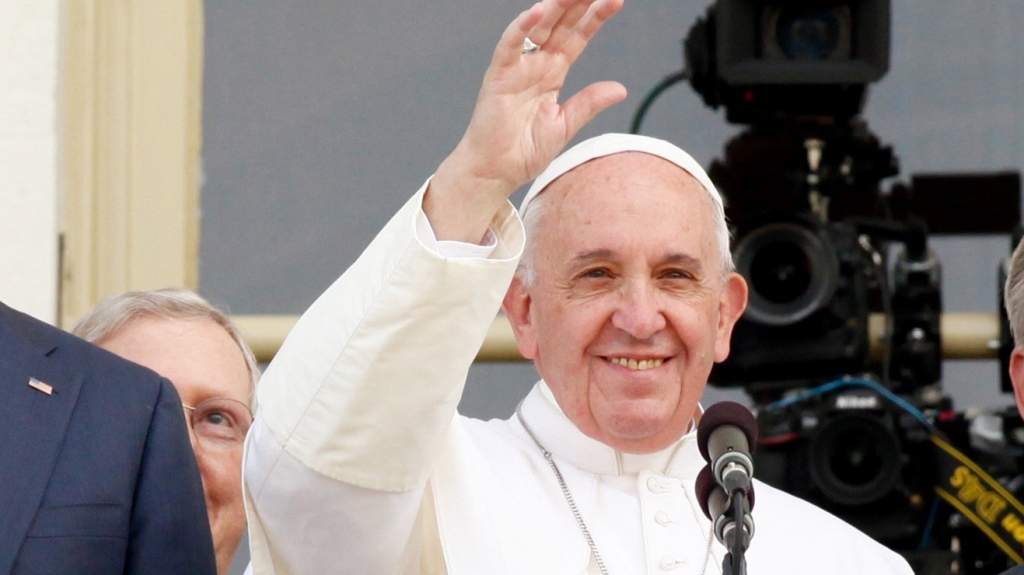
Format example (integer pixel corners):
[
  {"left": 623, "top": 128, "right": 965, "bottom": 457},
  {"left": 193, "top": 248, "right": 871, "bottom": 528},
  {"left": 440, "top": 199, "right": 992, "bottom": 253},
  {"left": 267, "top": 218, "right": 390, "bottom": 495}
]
[
  {"left": 830, "top": 429, "right": 884, "bottom": 485},
  {"left": 734, "top": 221, "right": 838, "bottom": 326},
  {"left": 762, "top": 6, "right": 853, "bottom": 63},
  {"left": 776, "top": 8, "right": 842, "bottom": 60},
  {"left": 809, "top": 413, "right": 902, "bottom": 507},
  {"left": 749, "top": 241, "right": 813, "bottom": 304}
]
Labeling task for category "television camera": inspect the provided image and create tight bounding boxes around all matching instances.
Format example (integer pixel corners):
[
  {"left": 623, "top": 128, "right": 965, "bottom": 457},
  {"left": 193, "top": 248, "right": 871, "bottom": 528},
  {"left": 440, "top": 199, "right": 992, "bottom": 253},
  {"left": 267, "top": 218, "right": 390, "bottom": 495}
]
[{"left": 634, "top": 1, "right": 1024, "bottom": 572}]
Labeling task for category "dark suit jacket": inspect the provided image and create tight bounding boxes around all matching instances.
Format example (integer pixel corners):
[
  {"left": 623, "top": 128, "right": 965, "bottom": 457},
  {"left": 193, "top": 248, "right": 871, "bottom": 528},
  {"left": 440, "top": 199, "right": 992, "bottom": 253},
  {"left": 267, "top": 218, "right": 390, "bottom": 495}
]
[{"left": 0, "top": 301, "right": 216, "bottom": 575}]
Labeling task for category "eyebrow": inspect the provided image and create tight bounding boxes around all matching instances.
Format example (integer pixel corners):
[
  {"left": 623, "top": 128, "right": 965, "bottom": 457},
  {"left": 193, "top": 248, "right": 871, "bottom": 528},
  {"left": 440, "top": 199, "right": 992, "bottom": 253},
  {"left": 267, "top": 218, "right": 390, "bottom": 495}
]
[
  {"left": 570, "top": 249, "right": 705, "bottom": 272},
  {"left": 570, "top": 248, "right": 616, "bottom": 264}
]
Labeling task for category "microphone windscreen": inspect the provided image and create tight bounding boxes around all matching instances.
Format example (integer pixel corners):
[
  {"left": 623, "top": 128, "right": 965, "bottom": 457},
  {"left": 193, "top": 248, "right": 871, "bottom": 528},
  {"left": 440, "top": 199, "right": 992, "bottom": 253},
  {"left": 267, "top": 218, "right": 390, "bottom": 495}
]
[
  {"left": 694, "top": 465, "right": 757, "bottom": 521},
  {"left": 695, "top": 464, "right": 717, "bottom": 520},
  {"left": 697, "top": 401, "right": 758, "bottom": 462}
]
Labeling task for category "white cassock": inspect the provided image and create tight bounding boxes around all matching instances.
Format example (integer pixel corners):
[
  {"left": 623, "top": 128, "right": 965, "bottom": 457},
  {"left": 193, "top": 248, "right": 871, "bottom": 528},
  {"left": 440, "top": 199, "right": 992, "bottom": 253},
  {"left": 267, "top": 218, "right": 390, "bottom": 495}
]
[{"left": 242, "top": 183, "right": 914, "bottom": 575}]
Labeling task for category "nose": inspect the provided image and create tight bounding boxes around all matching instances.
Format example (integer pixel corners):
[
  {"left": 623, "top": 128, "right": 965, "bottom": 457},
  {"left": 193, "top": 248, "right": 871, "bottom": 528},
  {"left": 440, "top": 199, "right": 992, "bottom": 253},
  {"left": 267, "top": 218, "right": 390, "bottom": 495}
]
[{"left": 610, "top": 280, "right": 666, "bottom": 340}]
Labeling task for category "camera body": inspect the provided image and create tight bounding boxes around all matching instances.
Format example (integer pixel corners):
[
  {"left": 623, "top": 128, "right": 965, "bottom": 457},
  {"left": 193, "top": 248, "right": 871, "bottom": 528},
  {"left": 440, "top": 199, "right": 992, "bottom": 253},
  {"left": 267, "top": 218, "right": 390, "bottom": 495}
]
[
  {"left": 712, "top": 0, "right": 889, "bottom": 84},
  {"left": 713, "top": 216, "right": 872, "bottom": 385},
  {"left": 685, "top": 0, "right": 890, "bottom": 123},
  {"left": 756, "top": 387, "right": 937, "bottom": 546}
]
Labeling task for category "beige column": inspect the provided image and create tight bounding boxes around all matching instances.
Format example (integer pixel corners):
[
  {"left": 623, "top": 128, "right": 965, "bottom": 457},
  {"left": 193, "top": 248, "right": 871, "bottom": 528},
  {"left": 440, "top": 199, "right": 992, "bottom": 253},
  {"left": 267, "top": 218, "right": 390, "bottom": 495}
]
[{"left": 60, "top": 0, "right": 204, "bottom": 328}]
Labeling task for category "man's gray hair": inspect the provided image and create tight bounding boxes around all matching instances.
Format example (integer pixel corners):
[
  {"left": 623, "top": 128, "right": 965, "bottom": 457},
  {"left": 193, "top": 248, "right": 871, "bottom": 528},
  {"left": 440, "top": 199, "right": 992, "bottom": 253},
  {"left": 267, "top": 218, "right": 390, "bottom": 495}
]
[
  {"left": 71, "top": 288, "right": 260, "bottom": 409},
  {"left": 1005, "top": 238, "right": 1024, "bottom": 345}
]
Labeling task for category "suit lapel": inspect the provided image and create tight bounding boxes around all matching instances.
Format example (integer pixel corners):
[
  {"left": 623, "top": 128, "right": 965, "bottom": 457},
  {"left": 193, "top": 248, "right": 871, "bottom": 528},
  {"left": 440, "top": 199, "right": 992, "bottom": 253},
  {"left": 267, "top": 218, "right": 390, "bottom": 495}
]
[{"left": 0, "top": 312, "right": 84, "bottom": 573}]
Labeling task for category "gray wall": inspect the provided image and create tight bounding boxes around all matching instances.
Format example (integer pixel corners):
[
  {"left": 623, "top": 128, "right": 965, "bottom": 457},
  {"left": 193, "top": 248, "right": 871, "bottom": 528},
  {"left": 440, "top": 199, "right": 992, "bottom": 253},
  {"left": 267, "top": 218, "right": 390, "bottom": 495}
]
[{"left": 203, "top": 2, "right": 1023, "bottom": 572}]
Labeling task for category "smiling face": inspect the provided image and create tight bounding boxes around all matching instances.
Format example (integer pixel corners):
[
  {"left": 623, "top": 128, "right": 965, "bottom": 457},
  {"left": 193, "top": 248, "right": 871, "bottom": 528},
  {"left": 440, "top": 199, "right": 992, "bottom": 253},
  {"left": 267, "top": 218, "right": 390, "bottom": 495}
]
[
  {"left": 98, "top": 315, "right": 251, "bottom": 575},
  {"left": 504, "top": 152, "right": 748, "bottom": 453}
]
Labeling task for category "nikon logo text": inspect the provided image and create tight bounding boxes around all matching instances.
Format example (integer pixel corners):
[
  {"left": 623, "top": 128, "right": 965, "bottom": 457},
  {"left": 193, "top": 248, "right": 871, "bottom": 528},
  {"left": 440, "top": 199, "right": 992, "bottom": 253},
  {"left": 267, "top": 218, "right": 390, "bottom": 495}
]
[{"left": 835, "top": 395, "right": 879, "bottom": 409}]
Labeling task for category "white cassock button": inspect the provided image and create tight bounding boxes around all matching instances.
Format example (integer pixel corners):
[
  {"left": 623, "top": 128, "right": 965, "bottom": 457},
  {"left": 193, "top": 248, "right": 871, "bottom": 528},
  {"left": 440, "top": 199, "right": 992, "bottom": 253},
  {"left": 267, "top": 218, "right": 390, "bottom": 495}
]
[
  {"left": 654, "top": 511, "right": 676, "bottom": 525},
  {"left": 660, "top": 556, "right": 683, "bottom": 570},
  {"left": 646, "top": 476, "right": 672, "bottom": 493}
]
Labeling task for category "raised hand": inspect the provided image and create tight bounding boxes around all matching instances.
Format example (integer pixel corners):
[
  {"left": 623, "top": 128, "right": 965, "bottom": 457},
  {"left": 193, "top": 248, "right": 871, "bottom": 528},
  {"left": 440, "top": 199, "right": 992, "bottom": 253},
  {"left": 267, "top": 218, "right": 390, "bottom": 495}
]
[{"left": 426, "top": 0, "right": 627, "bottom": 243}]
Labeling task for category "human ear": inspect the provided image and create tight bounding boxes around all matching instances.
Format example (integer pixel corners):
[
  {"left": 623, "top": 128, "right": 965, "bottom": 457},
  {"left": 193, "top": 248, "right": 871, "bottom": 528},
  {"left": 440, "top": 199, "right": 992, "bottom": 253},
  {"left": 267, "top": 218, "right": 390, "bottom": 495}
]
[
  {"left": 713, "top": 272, "right": 749, "bottom": 363},
  {"left": 1010, "top": 347, "right": 1024, "bottom": 419},
  {"left": 502, "top": 275, "right": 539, "bottom": 360}
]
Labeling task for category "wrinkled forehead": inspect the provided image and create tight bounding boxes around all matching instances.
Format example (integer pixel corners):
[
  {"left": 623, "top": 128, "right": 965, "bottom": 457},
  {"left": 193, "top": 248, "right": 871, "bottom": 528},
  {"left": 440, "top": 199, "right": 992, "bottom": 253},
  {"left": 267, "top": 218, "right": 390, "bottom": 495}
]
[{"left": 519, "top": 133, "right": 722, "bottom": 217}]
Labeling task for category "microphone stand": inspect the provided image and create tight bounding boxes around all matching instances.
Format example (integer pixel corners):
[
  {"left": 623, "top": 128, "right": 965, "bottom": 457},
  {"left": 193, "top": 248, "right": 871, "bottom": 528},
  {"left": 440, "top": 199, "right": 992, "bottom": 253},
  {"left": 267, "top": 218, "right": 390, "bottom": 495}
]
[{"left": 722, "top": 491, "right": 749, "bottom": 575}]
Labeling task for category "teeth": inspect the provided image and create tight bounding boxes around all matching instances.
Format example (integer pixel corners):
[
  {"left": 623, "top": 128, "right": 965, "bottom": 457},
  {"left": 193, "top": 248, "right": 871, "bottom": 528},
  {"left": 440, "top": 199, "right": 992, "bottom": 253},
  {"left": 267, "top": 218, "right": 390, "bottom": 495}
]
[{"left": 610, "top": 358, "right": 664, "bottom": 370}]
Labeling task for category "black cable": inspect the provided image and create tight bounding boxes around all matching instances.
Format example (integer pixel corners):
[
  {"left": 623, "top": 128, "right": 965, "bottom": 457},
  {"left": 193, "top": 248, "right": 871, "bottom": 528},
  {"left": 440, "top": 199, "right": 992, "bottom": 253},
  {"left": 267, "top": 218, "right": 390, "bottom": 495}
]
[
  {"left": 629, "top": 70, "right": 690, "bottom": 134},
  {"left": 731, "top": 492, "right": 746, "bottom": 575}
]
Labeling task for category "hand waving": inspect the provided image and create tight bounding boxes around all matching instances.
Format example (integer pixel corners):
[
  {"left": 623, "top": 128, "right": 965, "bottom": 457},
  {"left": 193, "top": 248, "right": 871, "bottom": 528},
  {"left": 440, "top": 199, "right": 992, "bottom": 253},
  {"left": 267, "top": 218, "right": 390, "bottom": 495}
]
[{"left": 426, "top": 0, "right": 627, "bottom": 243}]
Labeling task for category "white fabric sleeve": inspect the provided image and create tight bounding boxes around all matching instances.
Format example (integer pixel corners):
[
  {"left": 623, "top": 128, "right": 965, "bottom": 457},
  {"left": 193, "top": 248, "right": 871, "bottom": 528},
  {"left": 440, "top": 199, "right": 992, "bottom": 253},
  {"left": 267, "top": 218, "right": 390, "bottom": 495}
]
[
  {"left": 243, "top": 417, "right": 429, "bottom": 575},
  {"left": 243, "top": 178, "right": 524, "bottom": 575}
]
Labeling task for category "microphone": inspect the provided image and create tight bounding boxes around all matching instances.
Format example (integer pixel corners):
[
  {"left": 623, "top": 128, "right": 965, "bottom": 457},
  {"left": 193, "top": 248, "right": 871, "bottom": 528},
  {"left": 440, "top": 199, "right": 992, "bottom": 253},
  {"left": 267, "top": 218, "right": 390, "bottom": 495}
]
[
  {"left": 696, "top": 465, "right": 756, "bottom": 548},
  {"left": 696, "top": 401, "right": 758, "bottom": 572},
  {"left": 697, "top": 401, "right": 758, "bottom": 495}
]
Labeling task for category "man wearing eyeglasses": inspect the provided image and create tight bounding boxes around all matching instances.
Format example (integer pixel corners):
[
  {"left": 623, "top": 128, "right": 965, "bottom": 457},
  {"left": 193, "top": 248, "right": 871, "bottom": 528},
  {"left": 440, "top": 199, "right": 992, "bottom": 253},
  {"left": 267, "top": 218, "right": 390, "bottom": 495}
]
[{"left": 73, "top": 288, "right": 259, "bottom": 575}]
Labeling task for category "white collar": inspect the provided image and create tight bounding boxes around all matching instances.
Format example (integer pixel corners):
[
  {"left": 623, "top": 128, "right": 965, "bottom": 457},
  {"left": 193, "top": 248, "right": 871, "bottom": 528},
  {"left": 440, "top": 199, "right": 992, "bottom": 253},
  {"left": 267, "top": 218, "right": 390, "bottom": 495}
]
[{"left": 518, "top": 381, "right": 705, "bottom": 479}]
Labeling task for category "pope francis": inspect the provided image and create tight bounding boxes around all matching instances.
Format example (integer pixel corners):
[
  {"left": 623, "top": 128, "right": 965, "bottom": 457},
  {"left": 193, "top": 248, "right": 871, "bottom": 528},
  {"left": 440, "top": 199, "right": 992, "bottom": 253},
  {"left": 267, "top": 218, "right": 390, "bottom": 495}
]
[{"left": 242, "top": 0, "right": 915, "bottom": 574}]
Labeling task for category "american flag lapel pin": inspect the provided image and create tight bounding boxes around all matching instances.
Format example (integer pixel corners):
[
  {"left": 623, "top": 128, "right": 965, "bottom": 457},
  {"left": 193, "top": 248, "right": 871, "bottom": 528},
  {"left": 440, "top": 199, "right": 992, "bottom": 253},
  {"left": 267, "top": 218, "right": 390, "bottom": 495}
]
[{"left": 29, "top": 377, "right": 53, "bottom": 395}]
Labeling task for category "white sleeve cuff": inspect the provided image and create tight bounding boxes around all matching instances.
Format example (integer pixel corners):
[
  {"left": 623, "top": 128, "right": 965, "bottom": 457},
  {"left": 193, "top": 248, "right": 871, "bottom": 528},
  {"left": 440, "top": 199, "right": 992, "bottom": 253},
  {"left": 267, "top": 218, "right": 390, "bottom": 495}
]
[{"left": 415, "top": 207, "right": 498, "bottom": 259}]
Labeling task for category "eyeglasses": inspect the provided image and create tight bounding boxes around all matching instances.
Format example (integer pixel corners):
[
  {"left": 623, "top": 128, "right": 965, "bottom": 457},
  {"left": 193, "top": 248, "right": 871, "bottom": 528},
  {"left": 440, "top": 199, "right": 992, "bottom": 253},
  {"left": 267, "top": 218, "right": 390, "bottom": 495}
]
[{"left": 182, "top": 397, "right": 253, "bottom": 449}]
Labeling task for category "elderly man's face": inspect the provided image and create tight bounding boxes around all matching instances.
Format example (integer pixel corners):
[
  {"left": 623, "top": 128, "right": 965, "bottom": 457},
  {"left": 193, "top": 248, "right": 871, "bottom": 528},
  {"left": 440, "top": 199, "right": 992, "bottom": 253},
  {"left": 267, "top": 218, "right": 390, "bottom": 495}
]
[
  {"left": 504, "top": 152, "right": 747, "bottom": 453},
  {"left": 99, "top": 315, "right": 251, "bottom": 575}
]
